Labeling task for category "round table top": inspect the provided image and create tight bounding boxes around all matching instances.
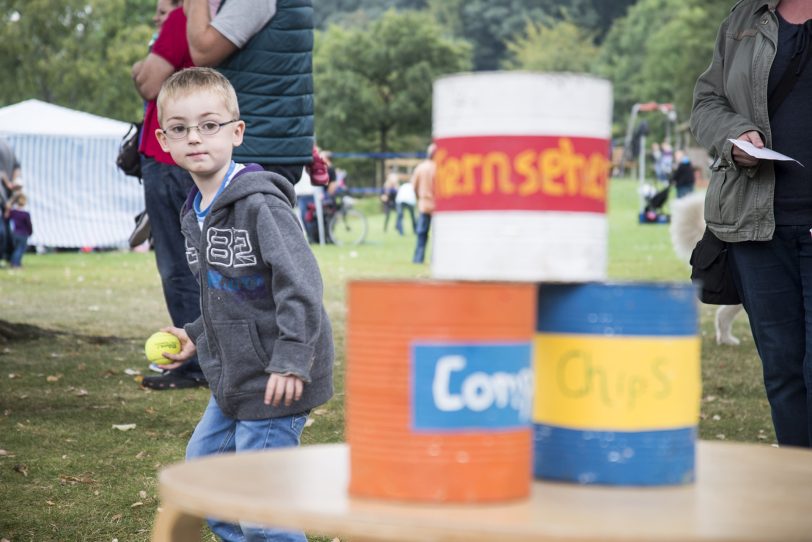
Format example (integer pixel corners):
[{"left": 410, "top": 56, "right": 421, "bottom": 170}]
[{"left": 159, "top": 441, "right": 812, "bottom": 542}]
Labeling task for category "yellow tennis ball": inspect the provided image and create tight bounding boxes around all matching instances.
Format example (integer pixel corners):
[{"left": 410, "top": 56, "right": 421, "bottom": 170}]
[{"left": 145, "top": 331, "right": 181, "bottom": 364}]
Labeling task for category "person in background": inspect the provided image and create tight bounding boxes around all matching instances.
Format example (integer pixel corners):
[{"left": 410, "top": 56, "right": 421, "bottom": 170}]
[
  {"left": 154, "top": 67, "right": 333, "bottom": 542},
  {"left": 150, "top": 0, "right": 179, "bottom": 43},
  {"left": 4, "top": 192, "right": 32, "bottom": 268},
  {"left": 670, "top": 150, "right": 695, "bottom": 198},
  {"left": 131, "top": 0, "right": 206, "bottom": 390},
  {"left": 658, "top": 142, "right": 674, "bottom": 183},
  {"left": 395, "top": 176, "right": 416, "bottom": 236},
  {"left": 294, "top": 166, "right": 317, "bottom": 241},
  {"left": 381, "top": 172, "right": 399, "bottom": 232},
  {"left": 651, "top": 142, "right": 663, "bottom": 181},
  {"left": 185, "top": 0, "right": 314, "bottom": 186},
  {"left": 691, "top": 0, "right": 812, "bottom": 447},
  {"left": 321, "top": 150, "right": 336, "bottom": 186},
  {"left": 0, "top": 138, "right": 21, "bottom": 265},
  {"left": 411, "top": 143, "right": 436, "bottom": 264}
]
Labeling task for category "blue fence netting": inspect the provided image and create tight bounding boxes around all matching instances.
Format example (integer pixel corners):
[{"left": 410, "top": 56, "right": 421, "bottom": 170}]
[{"left": 331, "top": 152, "right": 426, "bottom": 160}]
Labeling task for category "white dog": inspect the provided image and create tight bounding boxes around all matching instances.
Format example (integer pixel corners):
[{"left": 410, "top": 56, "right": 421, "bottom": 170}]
[{"left": 669, "top": 192, "right": 744, "bottom": 346}]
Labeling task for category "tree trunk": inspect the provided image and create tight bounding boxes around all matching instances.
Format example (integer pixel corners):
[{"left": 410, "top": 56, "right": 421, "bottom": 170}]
[{"left": 378, "top": 126, "right": 389, "bottom": 189}]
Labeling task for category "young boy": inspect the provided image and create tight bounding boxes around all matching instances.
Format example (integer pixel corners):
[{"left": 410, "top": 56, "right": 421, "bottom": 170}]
[
  {"left": 154, "top": 67, "right": 334, "bottom": 542},
  {"left": 4, "top": 192, "right": 32, "bottom": 268}
]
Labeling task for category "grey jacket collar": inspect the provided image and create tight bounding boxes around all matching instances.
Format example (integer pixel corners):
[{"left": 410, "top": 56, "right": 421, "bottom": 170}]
[{"left": 747, "top": 0, "right": 779, "bottom": 15}]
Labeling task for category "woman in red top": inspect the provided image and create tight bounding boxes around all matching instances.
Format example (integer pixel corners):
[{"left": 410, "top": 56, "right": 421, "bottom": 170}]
[{"left": 130, "top": 1, "right": 205, "bottom": 390}]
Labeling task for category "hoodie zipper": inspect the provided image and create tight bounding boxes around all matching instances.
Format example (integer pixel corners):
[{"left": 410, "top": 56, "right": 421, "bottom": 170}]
[{"left": 196, "top": 209, "right": 231, "bottom": 413}]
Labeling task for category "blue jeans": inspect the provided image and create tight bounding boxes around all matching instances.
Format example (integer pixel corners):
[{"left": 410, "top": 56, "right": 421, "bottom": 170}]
[
  {"left": 0, "top": 216, "right": 9, "bottom": 262},
  {"left": 186, "top": 396, "right": 309, "bottom": 542},
  {"left": 141, "top": 157, "right": 203, "bottom": 378},
  {"left": 412, "top": 213, "right": 431, "bottom": 263},
  {"left": 729, "top": 226, "right": 812, "bottom": 447},
  {"left": 396, "top": 202, "right": 416, "bottom": 235},
  {"left": 297, "top": 194, "right": 315, "bottom": 242},
  {"left": 676, "top": 185, "right": 694, "bottom": 198},
  {"left": 10, "top": 233, "right": 28, "bottom": 267},
  {"left": 383, "top": 202, "right": 396, "bottom": 232}
]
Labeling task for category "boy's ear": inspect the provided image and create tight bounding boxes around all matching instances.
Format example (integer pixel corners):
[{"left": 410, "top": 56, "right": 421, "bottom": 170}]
[
  {"left": 231, "top": 120, "right": 246, "bottom": 148},
  {"left": 155, "top": 128, "right": 171, "bottom": 153}
]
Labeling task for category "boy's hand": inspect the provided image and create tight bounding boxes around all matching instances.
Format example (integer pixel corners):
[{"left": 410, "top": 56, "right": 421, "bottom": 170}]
[
  {"left": 154, "top": 326, "right": 196, "bottom": 370},
  {"left": 264, "top": 373, "right": 304, "bottom": 407}
]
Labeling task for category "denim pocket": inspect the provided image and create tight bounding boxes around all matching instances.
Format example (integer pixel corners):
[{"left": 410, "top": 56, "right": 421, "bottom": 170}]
[{"left": 291, "top": 412, "right": 309, "bottom": 437}]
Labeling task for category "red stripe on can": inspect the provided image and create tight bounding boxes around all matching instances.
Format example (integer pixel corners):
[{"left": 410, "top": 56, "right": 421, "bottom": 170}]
[{"left": 434, "top": 135, "right": 610, "bottom": 213}]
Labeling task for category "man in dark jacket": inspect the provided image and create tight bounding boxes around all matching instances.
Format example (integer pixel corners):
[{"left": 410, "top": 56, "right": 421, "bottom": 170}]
[{"left": 670, "top": 150, "right": 695, "bottom": 199}]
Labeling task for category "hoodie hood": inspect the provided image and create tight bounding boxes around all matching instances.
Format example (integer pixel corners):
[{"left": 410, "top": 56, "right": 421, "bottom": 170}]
[{"left": 182, "top": 163, "right": 297, "bottom": 216}]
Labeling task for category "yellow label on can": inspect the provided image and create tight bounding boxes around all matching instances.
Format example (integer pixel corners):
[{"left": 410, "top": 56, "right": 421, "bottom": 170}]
[{"left": 533, "top": 334, "right": 700, "bottom": 430}]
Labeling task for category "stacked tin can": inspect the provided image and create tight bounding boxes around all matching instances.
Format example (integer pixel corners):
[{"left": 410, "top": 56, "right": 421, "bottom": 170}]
[{"left": 346, "top": 72, "right": 700, "bottom": 503}]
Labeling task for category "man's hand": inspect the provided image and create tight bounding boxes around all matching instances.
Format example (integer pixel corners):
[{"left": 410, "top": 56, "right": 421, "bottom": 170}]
[
  {"left": 131, "top": 53, "right": 175, "bottom": 101},
  {"left": 131, "top": 60, "right": 143, "bottom": 80},
  {"left": 732, "top": 130, "right": 764, "bottom": 168},
  {"left": 154, "top": 326, "right": 196, "bottom": 370},
  {"left": 264, "top": 373, "right": 304, "bottom": 407}
]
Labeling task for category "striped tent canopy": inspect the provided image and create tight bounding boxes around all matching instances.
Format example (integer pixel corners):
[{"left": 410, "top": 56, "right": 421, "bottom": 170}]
[{"left": 0, "top": 99, "right": 145, "bottom": 248}]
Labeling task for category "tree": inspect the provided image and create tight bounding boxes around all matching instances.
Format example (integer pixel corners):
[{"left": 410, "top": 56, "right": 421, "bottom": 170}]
[
  {"left": 314, "top": 9, "right": 471, "bottom": 182},
  {"left": 595, "top": 0, "right": 679, "bottom": 126},
  {"left": 580, "top": 0, "right": 638, "bottom": 42},
  {"left": 503, "top": 19, "right": 598, "bottom": 73},
  {"left": 596, "top": 0, "right": 732, "bottom": 136},
  {"left": 428, "top": 0, "right": 638, "bottom": 71},
  {"left": 638, "top": 0, "right": 731, "bottom": 121},
  {"left": 0, "top": 0, "right": 154, "bottom": 121},
  {"left": 435, "top": 0, "right": 554, "bottom": 70},
  {"left": 314, "top": 0, "right": 428, "bottom": 29}
]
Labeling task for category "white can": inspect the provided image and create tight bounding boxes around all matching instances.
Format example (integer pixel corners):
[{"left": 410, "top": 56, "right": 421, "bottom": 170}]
[{"left": 431, "top": 72, "right": 613, "bottom": 282}]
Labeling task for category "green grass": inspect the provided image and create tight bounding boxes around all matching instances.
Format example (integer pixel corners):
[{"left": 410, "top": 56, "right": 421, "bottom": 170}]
[{"left": 0, "top": 180, "right": 772, "bottom": 542}]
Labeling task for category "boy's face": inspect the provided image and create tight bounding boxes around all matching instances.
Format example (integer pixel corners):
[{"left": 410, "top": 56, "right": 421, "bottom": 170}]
[{"left": 156, "top": 90, "right": 244, "bottom": 180}]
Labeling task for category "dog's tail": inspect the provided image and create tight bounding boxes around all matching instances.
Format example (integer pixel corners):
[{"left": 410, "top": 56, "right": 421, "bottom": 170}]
[{"left": 669, "top": 191, "right": 706, "bottom": 264}]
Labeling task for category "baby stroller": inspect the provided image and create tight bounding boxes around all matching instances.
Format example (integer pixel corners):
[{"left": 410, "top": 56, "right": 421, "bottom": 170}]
[{"left": 639, "top": 182, "right": 671, "bottom": 224}]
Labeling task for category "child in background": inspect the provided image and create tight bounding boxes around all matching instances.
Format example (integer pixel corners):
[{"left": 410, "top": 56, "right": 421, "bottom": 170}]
[
  {"left": 153, "top": 67, "right": 334, "bottom": 542},
  {"left": 381, "top": 172, "right": 399, "bottom": 232},
  {"left": 4, "top": 192, "right": 32, "bottom": 268}
]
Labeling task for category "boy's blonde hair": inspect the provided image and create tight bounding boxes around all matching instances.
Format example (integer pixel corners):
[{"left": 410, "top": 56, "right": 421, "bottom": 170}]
[{"left": 156, "top": 67, "right": 240, "bottom": 125}]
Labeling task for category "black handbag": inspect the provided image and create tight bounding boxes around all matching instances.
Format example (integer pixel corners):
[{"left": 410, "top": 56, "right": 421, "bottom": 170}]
[
  {"left": 116, "top": 122, "right": 143, "bottom": 179},
  {"left": 690, "top": 227, "right": 741, "bottom": 305}
]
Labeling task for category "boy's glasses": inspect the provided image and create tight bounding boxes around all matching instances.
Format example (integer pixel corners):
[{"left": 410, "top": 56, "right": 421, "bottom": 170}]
[{"left": 161, "top": 119, "right": 239, "bottom": 140}]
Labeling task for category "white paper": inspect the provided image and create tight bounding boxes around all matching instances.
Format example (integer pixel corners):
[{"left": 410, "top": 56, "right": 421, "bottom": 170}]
[{"left": 728, "top": 139, "right": 804, "bottom": 166}]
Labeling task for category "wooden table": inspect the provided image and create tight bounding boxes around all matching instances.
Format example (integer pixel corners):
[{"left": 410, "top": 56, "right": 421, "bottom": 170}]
[{"left": 153, "top": 442, "right": 812, "bottom": 542}]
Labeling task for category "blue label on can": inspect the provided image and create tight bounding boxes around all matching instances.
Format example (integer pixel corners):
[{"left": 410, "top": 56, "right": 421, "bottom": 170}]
[{"left": 411, "top": 342, "right": 533, "bottom": 431}]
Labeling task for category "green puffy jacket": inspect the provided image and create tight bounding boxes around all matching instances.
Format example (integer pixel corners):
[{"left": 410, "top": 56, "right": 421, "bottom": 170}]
[
  {"left": 217, "top": 0, "right": 314, "bottom": 166},
  {"left": 691, "top": 0, "right": 780, "bottom": 242}
]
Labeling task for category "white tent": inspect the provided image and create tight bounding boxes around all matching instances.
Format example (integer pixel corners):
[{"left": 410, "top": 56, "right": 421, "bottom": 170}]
[{"left": 0, "top": 99, "right": 145, "bottom": 248}]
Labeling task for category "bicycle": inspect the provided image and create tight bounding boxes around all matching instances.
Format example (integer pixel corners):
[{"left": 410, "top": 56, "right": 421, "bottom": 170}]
[{"left": 325, "top": 193, "right": 368, "bottom": 246}]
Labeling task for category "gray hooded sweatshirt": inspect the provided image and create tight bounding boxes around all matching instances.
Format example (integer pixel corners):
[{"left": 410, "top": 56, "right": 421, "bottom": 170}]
[{"left": 181, "top": 164, "right": 333, "bottom": 420}]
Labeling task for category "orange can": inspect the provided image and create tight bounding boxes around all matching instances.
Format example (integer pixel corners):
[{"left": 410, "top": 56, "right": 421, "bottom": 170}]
[{"left": 346, "top": 280, "right": 536, "bottom": 502}]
